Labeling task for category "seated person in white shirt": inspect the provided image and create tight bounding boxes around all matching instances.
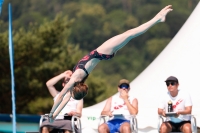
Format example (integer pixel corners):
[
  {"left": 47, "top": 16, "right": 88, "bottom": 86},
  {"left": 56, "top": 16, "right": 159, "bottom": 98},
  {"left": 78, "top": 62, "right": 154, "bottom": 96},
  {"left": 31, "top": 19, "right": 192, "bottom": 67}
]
[
  {"left": 41, "top": 71, "right": 83, "bottom": 133},
  {"left": 158, "top": 76, "right": 192, "bottom": 133},
  {"left": 98, "top": 79, "right": 138, "bottom": 133}
]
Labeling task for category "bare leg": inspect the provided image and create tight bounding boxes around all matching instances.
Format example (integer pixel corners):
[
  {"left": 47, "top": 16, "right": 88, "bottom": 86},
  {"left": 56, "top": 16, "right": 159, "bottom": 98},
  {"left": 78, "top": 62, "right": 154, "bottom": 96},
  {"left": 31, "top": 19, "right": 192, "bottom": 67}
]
[
  {"left": 180, "top": 123, "right": 192, "bottom": 133},
  {"left": 42, "top": 127, "right": 50, "bottom": 133},
  {"left": 98, "top": 123, "right": 110, "bottom": 133},
  {"left": 97, "top": 5, "right": 173, "bottom": 55},
  {"left": 160, "top": 122, "right": 172, "bottom": 133},
  {"left": 120, "top": 122, "right": 131, "bottom": 133}
]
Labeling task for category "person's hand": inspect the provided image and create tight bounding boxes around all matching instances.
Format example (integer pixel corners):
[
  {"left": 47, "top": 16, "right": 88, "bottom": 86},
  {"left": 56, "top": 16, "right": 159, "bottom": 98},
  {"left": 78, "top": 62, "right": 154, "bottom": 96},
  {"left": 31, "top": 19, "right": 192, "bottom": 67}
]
[
  {"left": 155, "top": 5, "right": 173, "bottom": 23},
  {"left": 120, "top": 90, "right": 129, "bottom": 100},
  {"left": 62, "top": 70, "right": 72, "bottom": 84},
  {"left": 64, "top": 70, "right": 72, "bottom": 77},
  {"left": 175, "top": 110, "right": 181, "bottom": 118},
  {"left": 107, "top": 111, "right": 113, "bottom": 117},
  {"left": 67, "top": 110, "right": 77, "bottom": 116}
]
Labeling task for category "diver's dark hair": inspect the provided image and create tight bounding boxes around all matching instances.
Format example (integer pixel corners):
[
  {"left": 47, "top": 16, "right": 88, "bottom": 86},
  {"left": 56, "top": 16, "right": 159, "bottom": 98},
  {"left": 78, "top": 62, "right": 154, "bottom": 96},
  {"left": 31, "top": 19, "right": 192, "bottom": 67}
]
[{"left": 71, "top": 83, "right": 88, "bottom": 100}]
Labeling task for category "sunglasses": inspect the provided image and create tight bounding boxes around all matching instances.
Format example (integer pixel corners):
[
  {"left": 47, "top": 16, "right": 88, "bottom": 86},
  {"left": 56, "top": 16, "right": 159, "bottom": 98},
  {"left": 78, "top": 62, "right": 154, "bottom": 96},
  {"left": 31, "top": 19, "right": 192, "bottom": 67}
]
[
  {"left": 119, "top": 84, "right": 129, "bottom": 89},
  {"left": 166, "top": 82, "right": 177, "bottom": 87}
]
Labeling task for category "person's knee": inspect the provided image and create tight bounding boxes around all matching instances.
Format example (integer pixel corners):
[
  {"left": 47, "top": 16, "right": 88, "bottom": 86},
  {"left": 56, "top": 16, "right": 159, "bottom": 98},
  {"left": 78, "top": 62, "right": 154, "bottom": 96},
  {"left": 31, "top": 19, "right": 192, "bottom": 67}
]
[
  {"left": 64, "top": 130, "right": 72, "bottom": 133},
  {"left": 160, "top": 123, "right": 171, "bottom": 132},
  {"left": 182, "top": 123, "right": 192, "bottom": 132},
  {"left": 42, "top": 126, "right": 49, "bottom": 133},
  {"left": 98, "top": 124, "right": 109, "bottom": 133},
  {"left": 120, "top": 123, "right": 131, "bottom": 133}
]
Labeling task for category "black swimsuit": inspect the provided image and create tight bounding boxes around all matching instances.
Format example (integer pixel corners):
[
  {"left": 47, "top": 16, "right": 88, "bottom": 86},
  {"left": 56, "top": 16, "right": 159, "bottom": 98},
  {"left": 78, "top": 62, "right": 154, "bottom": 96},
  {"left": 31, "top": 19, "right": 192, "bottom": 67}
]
[{"left": 73, "top": 50, "right": 114, "bottom": 82}]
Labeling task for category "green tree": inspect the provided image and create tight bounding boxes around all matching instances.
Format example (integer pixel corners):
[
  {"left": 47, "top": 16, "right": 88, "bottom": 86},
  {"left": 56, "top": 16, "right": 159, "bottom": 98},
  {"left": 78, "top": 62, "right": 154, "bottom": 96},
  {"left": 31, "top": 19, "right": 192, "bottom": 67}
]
[{"left": 0, "top": 14, "right": 74, "bottom": 113}]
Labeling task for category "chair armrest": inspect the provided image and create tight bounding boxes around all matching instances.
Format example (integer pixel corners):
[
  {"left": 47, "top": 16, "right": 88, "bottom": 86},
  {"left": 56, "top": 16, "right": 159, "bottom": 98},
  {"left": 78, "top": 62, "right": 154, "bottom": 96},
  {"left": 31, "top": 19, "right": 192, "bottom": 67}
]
[
  {"left": 98, "top": 115, "right": 109, "bottom": 126},
  {"left": 129, "top": 115, "right": 138, "bottom": 133},
  {"left": 71, "top": 115, "right": 81, "bottom": 133},
  {"left": 190, "top": 115, "right": 197, "bottom": 133},
  {"left": 101, "top": 115, "right": 108, "bottom": 122},
  {"left": 39, "top": 115, "right": 44, "bottom": 127},
  {"left": 39, "top": 114, "right": 49, "bottom": 127},
  {"left": 157, "top": 115, "right": 164, "bottom": 133}
]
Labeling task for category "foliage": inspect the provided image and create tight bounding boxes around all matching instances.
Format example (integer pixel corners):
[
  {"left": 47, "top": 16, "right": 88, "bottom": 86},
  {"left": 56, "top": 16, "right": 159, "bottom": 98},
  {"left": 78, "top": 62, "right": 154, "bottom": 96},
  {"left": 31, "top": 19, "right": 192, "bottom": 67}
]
[{"left": 1, "top": 14, "right": 72, "bottom": 113}]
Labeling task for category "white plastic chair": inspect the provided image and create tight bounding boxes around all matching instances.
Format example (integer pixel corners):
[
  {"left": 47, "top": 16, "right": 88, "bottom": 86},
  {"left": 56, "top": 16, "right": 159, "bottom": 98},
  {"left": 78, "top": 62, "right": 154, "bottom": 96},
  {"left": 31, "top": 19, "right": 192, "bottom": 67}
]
[
  {"left": 98, "top": 114, "right": 138, "bottom": 133},
  {"left": 157, "top": 115, "right": 197, "bottom": 133},
  {"left": 39, "top": 114, "right": 82, "bottom": 133}
]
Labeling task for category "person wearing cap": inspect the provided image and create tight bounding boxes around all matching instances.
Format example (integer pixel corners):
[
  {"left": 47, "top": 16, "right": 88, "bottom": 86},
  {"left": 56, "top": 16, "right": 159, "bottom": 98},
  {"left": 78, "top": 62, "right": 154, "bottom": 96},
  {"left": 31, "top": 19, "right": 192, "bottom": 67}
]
[
  {"left": 98, "top": 79, "right": 138, "bottom": 133},
  {"left": 158, "top": 76, "right": 193, "bottom": 133}
]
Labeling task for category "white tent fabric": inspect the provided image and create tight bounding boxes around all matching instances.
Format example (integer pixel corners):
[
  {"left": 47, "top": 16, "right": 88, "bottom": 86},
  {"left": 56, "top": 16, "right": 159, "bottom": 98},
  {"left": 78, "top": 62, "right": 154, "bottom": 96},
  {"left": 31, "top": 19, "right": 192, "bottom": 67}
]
[{"left": 81, "top": 2, "right": 200, "bottom": 133}]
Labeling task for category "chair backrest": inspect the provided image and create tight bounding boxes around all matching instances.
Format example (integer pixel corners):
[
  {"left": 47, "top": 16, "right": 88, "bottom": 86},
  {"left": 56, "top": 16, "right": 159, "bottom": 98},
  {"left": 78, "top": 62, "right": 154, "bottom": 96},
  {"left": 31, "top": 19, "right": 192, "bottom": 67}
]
[{"left": 157, "top": 115, "right": 197, "bottom": 133}]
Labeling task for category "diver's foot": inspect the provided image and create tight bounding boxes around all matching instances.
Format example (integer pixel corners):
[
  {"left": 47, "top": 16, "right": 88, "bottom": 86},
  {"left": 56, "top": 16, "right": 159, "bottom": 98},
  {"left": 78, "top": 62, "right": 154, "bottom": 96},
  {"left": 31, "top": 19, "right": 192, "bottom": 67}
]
[{"left": 157, "top": 5, "right": 173, "bottom": 22}]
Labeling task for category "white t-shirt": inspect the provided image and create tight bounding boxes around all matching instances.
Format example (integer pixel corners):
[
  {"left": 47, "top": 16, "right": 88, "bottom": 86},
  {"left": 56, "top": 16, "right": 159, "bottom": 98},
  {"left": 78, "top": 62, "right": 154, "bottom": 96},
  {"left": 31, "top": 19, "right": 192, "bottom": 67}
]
[
  {"left": 158, "top": 89, "right": 192, "bottom": 122},
  {"left": 54, "top": 93, "right": 79, "bottom": 119},
  {"left": 110, "top": 93, "right": 136, "bottom": 120}
]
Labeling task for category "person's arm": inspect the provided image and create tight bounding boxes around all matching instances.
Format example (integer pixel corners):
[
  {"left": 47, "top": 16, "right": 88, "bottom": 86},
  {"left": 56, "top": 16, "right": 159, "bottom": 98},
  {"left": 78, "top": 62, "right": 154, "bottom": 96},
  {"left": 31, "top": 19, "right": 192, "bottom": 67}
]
[
  {"left": 125, "top": 98, "right": 138, "bottom": 115},
  {"left": 176, "top": 92, "right": 192, "bottom": 116},
  {"left": 101, "top": 97, "right": 113, "bottom": 117},
  {"left": 75, "top": 99, "right": 83, "bottom": 117},
  {"left": 68, "top": 99, "right": 83, "bottom": 117},
  {"left": 46, "top": 70, "right": 72, "bottom": 97},
  {"left": 157, "top": 95, "right": 167, "bottom": 117},
  {"left": 120, "top": 90, "right": 138, "bottom": 115},
  {"left": 46, "top": 73, "right": 65, "bottom": 97},
  {"left": 177, "top": 106, "right": 192, "bottom": 115},
  {"left": 158, "top": 108, "right": 166, "bottom": 117}
]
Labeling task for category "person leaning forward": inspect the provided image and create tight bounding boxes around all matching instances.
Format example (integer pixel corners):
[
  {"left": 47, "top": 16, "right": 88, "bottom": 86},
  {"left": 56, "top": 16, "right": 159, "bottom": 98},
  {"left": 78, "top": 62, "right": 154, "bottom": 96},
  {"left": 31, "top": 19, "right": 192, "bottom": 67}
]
[
  {"left": 98, "top": 79, "right": 138, "bottom": 133},
  {"left": 158, "top": 76, "right": 193, "bottom": 133}
]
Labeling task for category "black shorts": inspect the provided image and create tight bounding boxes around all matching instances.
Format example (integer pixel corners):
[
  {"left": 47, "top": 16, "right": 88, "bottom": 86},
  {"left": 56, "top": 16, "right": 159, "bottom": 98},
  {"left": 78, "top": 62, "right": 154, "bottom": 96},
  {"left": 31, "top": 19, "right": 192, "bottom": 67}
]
[{"left": 168, "top": 121, "right": 191, "bottom": 132}]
